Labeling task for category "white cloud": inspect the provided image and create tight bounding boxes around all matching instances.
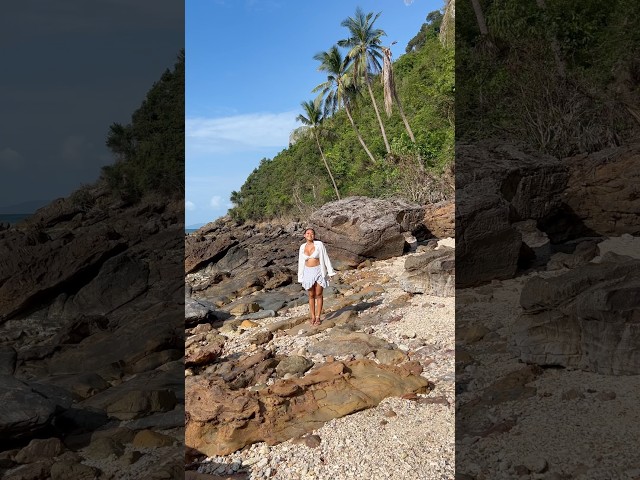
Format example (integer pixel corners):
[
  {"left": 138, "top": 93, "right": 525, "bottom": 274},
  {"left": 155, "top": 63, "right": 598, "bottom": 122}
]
[
  {"left": 0, "top": 148, "right": 23, "bottom": 171},
  {"left": 186, "top": 111, "right": 298, "bottom": 155},
  {"left": 185, "top": 200, "right": 196, "bottom": 211},
  {"left": 210, "top": 196, "right": 221, "bottom": 208}
]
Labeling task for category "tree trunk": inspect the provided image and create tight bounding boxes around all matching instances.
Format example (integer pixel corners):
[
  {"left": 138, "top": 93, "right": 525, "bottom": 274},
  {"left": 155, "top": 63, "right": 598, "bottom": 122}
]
[
  {"left": 366, "top": 79, "right": 391, "bottom": 153},
  {"left": 314, "top": 131, "right": 341, "bottom": 200},
  {"left": 535, "top": 0, "right": 567, "bottom": 79},
  {"left": 471, "top": 0, "right": 489, "bottom": 36},
  {"left": 344, "top": 105, "right": 377, "bottom": 163},
  {"left": 382, "top": 47, "right": 416, "bottom": 143},
  {"left": 394, "top": 90, "right": 416, "bottom": 142}
]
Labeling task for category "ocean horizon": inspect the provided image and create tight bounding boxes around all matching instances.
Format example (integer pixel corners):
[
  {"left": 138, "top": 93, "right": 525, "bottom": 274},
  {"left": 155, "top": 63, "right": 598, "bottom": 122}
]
[{"left": 0, "top": 213, "right": 31, "bottom": 225}]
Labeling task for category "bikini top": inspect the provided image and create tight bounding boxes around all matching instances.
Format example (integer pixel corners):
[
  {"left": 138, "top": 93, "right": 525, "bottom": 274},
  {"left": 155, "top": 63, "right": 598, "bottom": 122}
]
[{"left": 302, "top": 246, "right": 320, "bottom": 260}]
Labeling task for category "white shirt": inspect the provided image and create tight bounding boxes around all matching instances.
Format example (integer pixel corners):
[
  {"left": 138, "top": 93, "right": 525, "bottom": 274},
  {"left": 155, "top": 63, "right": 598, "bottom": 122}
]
[{"left": 297, "top": 240, "right": 336, "bottom": 283}]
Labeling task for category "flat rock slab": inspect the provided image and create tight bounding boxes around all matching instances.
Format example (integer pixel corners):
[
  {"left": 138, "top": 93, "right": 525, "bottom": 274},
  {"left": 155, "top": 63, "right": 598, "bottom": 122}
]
[
  {"left": 307, "top": 332, "right": 395, "bottom": 357},
  {"left": 185, "top": 359, "right": 430, "bottom": 456}
]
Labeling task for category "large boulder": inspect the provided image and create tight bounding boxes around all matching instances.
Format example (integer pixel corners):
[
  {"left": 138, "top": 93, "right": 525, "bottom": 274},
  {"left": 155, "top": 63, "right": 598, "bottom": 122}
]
[
  {"left": 309, "top": 196, "right": 426, "bottom": 269},
  {"left": 562, "top": 143, "right": 640, "bottom": 238},
  {"left": 399, "top": 247, "right": 455, "bottom": 296},
  {"left": 512, "top": 253, "right": 640, "bottom": 375},
  {"left": 456, "top": 142, "right": 568, "bottom": 287}
]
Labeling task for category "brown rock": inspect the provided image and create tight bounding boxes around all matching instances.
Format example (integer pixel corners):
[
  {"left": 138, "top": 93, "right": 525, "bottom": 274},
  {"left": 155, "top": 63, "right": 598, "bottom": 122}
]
[
  {"left": 185, "top": 359, "right": 431, "bottom": 456},
  {"left": 185, "top": 334, "right": 225, "bottom": 367},
  {"left": 132, "top": 430, "right": 175, "bottom": 448},
  {"left": 562, "top": 143, "right": 640, "bottom": 239},
  {"left": 456, "top": 142, "right": 568, "bottom": 286},
  {"left": 105, "top": 389, "right": 177, "bottom": 420},
  {"left": 15, "top": 438, "right": 64, "bottom": 464},
  {"left": 422, "top": 199, "right": 454, "bottom": 238}
]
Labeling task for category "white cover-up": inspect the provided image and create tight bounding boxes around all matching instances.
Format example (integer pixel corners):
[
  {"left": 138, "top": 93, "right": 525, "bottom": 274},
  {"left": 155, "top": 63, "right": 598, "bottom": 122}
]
[{"left": 297, "top": 240, "right": 336, "bottom": 287}]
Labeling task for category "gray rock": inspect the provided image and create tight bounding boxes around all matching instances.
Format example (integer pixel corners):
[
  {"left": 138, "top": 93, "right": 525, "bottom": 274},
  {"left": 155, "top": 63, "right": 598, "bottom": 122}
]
[
  {"left": 513, "top": 254, "right": 640, "bottom": 374},
  {"left": 308, "top": 333, "right": 395, "bottom": 357},
  {"left": 185, "top": 297, "right": 217, "bottom": 324},
  {"left": 0, "top": 345, "right": 17, "bottom": 375},
  {"left": 275, "top": 356, "right": 313, "bottom": 377},
  {"left": 400, "top": 248, "right": 455, "bottom": 296},
  {"left": 456, "top": 142, "right": 568, "bottom": 286},
  {"left": 0, "top": 376, "right": 60, "bottom": 438},
  {"left": 309, "top": 196, "right": 425, "bottom": 269}
]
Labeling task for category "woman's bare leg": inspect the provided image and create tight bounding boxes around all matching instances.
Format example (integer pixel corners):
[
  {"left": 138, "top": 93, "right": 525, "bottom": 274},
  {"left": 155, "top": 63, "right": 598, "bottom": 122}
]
[
  {"left": 307, "top": 287, "right": 316, "bottom": 324},
  {"left": 314, "top": 283, "right": 324, "bottom": 324}
]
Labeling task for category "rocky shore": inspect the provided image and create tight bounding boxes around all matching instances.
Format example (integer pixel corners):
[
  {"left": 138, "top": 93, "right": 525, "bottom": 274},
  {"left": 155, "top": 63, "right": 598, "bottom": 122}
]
[
  {"left": 0, "top": 185, "right": 184, "bottom": 479},
  {"left": 185, "top": 197, "right": 455, "bottom": 479},
  {"left": 455, "top": 141, "right": 640, "bottom": 479}
]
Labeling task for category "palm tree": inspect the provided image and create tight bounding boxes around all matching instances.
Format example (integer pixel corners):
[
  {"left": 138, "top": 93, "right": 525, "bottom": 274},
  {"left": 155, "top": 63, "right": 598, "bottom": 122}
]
[
  {"left": 381, "top": 45, "right": 416, "bottom": 142},
  {"left": 296, "top": 98, "right": 341, "bottom": 200},
  {"left": 338, "top": 7, "right": 391, "bottom": 154},
  {"left": 313, "top": 45, "right": 377, "bottom": 164}
]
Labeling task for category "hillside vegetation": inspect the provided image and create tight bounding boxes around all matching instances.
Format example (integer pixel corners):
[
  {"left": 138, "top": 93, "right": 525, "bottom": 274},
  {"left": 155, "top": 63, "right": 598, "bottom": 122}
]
[
  {"left": 457, "top": 0, "right": 640, "bottom": 157},
  {"left": 229, "top": 7, "right": 454, "bottom": 222},
  {"left": 102, "top": 50, "right": 185, "bottom": 202}
]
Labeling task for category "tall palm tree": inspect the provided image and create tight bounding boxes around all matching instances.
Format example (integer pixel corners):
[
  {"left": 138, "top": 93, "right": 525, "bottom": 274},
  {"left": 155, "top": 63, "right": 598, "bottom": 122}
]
[
  {"left": 313, "top": 45, "right": 377, "bottom": 164},
  {"left": 296, "top": 98, "right": 341, "bottom": 200},
  {"left": 381, "top": 45, "right": 416, "bottom": 142},
  {"left": 338, "top": 7, "right": 391, "bottom": 153}
]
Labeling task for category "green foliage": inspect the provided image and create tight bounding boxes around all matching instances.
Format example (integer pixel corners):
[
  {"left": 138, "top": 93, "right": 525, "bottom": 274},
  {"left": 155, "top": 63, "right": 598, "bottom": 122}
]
[
  {"left": 407, "top": 10, "right": 444, "bottom": 53},
  {"left": 457, "top": 0, "right": 640, "bottom": 156},
  {"left": 102, "top": 50, "right": 185, "bottom": 202},
  {"left": 229, "top": 10, "right": 454, "bottom": 221}
]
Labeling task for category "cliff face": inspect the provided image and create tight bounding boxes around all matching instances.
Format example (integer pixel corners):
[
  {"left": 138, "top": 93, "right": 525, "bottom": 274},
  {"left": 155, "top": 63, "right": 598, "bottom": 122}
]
[{"left": 0, "top": 182, "right": 184, "bottom": 478}]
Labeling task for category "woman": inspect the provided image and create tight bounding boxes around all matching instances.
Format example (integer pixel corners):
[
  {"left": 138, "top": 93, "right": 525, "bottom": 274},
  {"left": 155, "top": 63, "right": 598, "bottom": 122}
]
[{"left": 297, "top": 228, "right": 335, "bottom": 326}]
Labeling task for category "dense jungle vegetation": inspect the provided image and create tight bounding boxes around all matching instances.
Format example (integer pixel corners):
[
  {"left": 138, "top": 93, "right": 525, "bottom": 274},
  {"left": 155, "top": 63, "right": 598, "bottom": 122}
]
[
  {"left": 457, "top": 0, "right": 640, "bottom": 158},
  {"left": 101, "top": 50, "right": 185, "bottom": 201},
  {"left": 228, "top": 6, "right": 455, "bottom": 222}
]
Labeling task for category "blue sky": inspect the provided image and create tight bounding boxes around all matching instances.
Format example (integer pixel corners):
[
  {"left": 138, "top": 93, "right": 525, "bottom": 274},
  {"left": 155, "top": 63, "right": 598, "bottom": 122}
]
[
  {"left": 0, "top": 1, "right": 182, "bottom": 212},
  {"left": 186, "top": 0, "right": 444, "bottom": 227}
]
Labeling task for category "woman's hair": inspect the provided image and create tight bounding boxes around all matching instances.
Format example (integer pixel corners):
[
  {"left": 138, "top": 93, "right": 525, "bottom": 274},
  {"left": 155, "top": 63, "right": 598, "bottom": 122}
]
[{"left": 304, "top": 228, "right": 315, "bottom": 235}]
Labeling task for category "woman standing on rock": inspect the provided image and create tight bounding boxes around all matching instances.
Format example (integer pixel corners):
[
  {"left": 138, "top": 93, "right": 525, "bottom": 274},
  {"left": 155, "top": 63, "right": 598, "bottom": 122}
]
[{"left": 298, "top": 228, "right": 335, "bottom": 326}]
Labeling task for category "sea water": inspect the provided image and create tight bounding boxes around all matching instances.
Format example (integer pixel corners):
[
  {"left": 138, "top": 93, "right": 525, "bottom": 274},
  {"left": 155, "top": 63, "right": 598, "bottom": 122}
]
[{"left": 0, "top": 213, "right": 30, "bottom": 225}]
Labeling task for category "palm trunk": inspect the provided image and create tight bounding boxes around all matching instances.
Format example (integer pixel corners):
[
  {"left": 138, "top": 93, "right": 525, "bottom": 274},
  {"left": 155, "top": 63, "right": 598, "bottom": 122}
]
[
  {"left": 344, "top": 104, "right": 377, "bottom": 163},
  {"left": 366, "top": 79, "right": 391, "bottom": 153},
  {"left": 313, "top": 131, "right": 341, "bottom": 200},
  {"left": 394, "top": 91, "right": 415, "bottom": 142},
  {"left": 535, "top": 0, "right": 567, "bottom": 79},
  {"left": 382, "top": 47, "right": 415, "bottom": 143},
  {"left": 471, "top": 0, "right": 489, "bottom": 36}
]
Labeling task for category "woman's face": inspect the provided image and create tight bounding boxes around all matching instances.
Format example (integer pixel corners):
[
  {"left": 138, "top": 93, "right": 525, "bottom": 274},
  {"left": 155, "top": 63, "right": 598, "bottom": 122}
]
[{"left": 304, "top": 229, "right": 315, "bottom": 242}]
